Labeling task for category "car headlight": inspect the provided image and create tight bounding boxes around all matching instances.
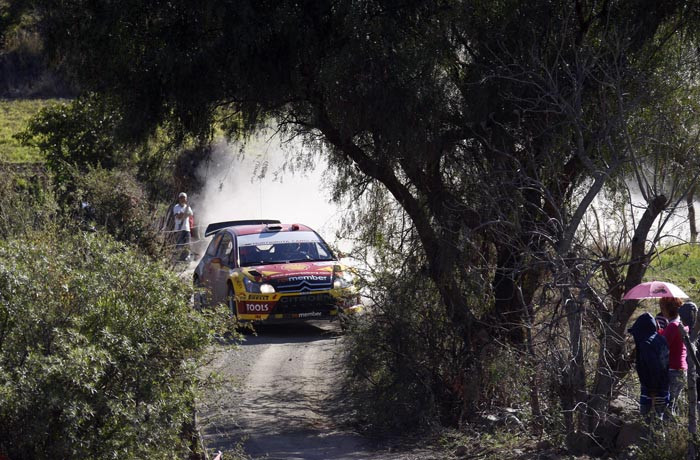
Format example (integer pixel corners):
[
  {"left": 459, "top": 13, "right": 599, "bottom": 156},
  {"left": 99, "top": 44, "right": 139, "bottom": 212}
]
[
  {"left": 244, "top": 277, "right": 275, "bottom": 294},
  {"left": 333, "top": 274, "right": 353, "bottom": 290}
]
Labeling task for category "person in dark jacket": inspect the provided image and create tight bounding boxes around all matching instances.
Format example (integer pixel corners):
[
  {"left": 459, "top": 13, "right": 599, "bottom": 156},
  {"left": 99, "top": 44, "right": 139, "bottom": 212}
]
[{"left": 628, "top": 312, "right": 670, "bottom": 419}]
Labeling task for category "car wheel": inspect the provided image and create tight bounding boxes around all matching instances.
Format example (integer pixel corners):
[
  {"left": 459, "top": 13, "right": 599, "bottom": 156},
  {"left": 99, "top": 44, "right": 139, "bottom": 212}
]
[
  {"left": 193, "top": 276, "right": 207, "bottom": 310},
  {"left": 227, "top": 283, "right": 238, "bottom": 318}
]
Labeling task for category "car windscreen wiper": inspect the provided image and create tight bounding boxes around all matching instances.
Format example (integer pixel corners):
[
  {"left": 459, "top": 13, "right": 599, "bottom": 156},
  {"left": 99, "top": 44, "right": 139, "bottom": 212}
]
[{"left": 287, "top": 258, "right": 334, "bottom": 263}]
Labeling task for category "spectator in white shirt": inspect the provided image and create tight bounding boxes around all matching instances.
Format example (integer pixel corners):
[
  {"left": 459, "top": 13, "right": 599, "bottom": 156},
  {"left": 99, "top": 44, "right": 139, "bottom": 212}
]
[{"left": 173, "top": 192, "right": 194, "bottom": 261}]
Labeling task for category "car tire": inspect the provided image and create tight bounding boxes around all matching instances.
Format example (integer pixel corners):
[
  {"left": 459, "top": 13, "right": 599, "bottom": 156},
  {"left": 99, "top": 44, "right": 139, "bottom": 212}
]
[
  {"left": 193, "top": 276, "right": 207, "bottom": 310},
  {"left": 227, "top": 283, "right": 238, "bottom": 318}
]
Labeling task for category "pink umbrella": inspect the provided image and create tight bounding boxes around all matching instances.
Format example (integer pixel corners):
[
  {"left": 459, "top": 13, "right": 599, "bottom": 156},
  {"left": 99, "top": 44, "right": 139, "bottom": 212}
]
[{"left": 623, "top": 281, "right": 689, "bottom": 300}]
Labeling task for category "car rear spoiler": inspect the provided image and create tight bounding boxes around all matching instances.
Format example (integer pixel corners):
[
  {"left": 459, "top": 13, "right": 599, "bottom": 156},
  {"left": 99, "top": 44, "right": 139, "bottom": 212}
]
[{"left": 204, "top": 220, "right": 281, "bottom": 237}]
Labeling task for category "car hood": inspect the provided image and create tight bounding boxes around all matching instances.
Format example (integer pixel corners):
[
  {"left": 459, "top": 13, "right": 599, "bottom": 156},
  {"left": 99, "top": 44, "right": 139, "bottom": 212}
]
[{"left": 241, "top": 261, "right": 338, "bottom": 282}]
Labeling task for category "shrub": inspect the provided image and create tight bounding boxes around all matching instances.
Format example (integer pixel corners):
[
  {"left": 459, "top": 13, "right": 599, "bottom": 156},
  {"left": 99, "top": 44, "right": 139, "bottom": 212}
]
[
  {"left": 73, "top": 166, "right": 163, "bottom": 257},
  {"left": 636, "top": 418, "right": 689, "bottom": 460},
  {"left": 16, "top": 95, "right": 132, "bottom": 187},
  {"left": 342, "top": 271, "right": 468, "bottom": 433},
  {"left": 0, "top": 165, "right": 56, "bottom": 238},
  {"left": 0, "top": 229, "right": 211, "bottom": 459},
  {"left": 342, "top": 258, "right": 533, "bottom": 435}
]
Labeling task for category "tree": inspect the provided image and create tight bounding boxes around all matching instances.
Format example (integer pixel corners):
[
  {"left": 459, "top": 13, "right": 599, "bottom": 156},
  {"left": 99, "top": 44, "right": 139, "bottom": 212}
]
[{"left": 15, "top": 0, "right": 700, "bottom": 439}]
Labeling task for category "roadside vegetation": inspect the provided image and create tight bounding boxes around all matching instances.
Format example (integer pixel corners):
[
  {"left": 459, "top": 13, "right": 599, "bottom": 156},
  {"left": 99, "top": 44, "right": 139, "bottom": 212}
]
[
  {"left": 0, "top": 111, "right": 243, "bottom": 458},
  {"left": 0, "top": 99, "right": 58, "bottom": 162},
  {"left": 0, "top": 82, "right": 233, "bottom": 460},
  {"left": 647, "top": 245, "right": 700, "bottom": 299},
  {"left": 0, "top": 229, "right": 211, "bottom": 459},
  {"left": 6, "top": 1, "right": 700, "bottom": 459}
]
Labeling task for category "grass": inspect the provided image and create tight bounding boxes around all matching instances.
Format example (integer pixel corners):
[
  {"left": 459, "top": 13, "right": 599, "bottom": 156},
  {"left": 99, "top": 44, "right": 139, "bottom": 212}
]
[
  {"left": 646, "top": 244, "right": 700, "bottom": 300},
  {"left": 0, "top": 98, "right": 65, "bottom": 163},
  {"left": 438, "top": 427, "right": 542, "bottom": 460}
]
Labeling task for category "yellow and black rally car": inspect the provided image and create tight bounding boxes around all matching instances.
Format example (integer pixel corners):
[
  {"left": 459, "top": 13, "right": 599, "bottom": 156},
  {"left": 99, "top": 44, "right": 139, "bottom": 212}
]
[{"left": 193, "top": 220, "right": 361, "bottom": 322}]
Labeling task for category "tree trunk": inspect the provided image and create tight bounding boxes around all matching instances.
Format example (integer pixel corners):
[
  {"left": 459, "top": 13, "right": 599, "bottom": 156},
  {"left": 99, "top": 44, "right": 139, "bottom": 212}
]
[
  {"left": 688, "top": 185, "right": 697, "bottom": 243},
  {"left": 586, "top": 195, "right": 668, "bottom": 433},
  {"left": 315, "top": 108, "right": 478, "bottom": 348},
  {"left": 492, "top": 247, "right": 527, "bottom": 345},
  {"left": 564, "top": 290, "right": 587, "bottom": 433}
]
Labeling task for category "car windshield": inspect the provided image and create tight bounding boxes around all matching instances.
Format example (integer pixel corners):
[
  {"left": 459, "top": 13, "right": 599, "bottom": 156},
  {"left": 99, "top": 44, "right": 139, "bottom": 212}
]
[{"left": 237, "top": 231, "right": 335, "bottom": 266}]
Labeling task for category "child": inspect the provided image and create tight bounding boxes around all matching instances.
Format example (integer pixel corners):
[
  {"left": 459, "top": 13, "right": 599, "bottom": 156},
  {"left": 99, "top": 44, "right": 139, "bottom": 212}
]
[{"left": 628, "top": 312, "right": 670, "bottom": 419}]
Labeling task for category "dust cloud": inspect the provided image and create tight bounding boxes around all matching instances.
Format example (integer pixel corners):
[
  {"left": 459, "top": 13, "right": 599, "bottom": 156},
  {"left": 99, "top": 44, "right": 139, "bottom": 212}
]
[{"left": 188, "top": 134, "right": 345, "bottom": 257}]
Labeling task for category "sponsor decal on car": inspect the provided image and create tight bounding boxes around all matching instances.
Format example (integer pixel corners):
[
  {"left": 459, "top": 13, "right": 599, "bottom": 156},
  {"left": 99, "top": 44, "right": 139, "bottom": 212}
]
[
  {"left": 297, "top": 311, "right": 323, "bottom": 318},
  {"left": 287, "top": 275, "right": 329, "bottom": 282},
  {"left": 246, "top": 294, "right": 273, "bottom": 301},
  {"left": 264, "top": 271, "right": 331, "bottom": 280},
  {"left": 244, "top": 302, "right": 272, "bottom": 313}
]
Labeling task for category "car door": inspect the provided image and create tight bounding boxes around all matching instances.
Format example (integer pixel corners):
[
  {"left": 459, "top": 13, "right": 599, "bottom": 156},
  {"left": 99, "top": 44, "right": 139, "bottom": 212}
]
[
  {"left": 210, "top": 232, "right": 235, "bottom": 303},
  {"left": 199, "top": 233, "right": 223, "bottom": 293}
]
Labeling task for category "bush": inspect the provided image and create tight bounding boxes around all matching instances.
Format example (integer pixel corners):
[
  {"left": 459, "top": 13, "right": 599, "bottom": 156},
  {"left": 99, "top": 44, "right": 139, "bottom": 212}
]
[
  {"left": 342, "top": 260, "right": 533, "bottom": 435},
  {"left": 0, "top": 229, "right": 211, "bottom": 459},
  {"left": 636, "top": 418, "right": 689, "bottom": 460},
  {"left": 16, "top": 95, "right": 132, "bottom": 187},
  {"left": 342, "top": 271, "right": 468, "bottom": 433},
  {"left": 0, "top": 165, "right": 56, "bottom": 238},
  {"left": 74, "top": 166, "right": 163, "bottom": 257}
]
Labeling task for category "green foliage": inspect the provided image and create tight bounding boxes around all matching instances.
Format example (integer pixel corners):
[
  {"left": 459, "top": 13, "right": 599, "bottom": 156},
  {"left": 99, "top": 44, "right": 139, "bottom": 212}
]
[
  {"left": 17, "top": 95, "right": 137, "bottom": 185},
  {"left": 646, "top": 244, "right": 700, "bottom": 299},
  {"left": 340, "top": 187, "right": 529, "bottom": 433},
  {"left": 0, "top": 165, "right": 56, "bottom": 238},
  {"left": 636, "top": 418, "right": 689, "bottom": 460},
  {"left": 0, "top": 99, "right": 60, "bottom": 162},
  {"left": 9, "top": 0, "right": 700, "bottom": 450},
  {"left": 343, "top": 268, "right": 529, "bottom": 433},
  {"left": 480, "top": 347, "right": 531, "bottom": 409},
  {"left": 14, "top": 95, "right": 203, "bottom": 207},
  {"left": 73, "top": 166, "right": 163, "bottom": 257},
  {"left": 0, "top": 228, "right": 212, "bottom": 459},
  {"left": 343, "top": 283, "right": 458, "bottom": 433}
]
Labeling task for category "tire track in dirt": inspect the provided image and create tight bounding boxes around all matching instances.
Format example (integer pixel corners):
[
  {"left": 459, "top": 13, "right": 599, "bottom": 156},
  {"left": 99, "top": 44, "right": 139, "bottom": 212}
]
[{"left": 198, "top": 323, "right": 439, "bottom": 460}]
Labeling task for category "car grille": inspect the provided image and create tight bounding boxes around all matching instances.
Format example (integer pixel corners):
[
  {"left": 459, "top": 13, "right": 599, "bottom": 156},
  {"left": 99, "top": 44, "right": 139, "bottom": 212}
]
[
  {"left": 271, "top": 277, "right": 332, "bottom": 293},
  {"left": 275, "top": 293, "right": 337, "bottom": 314}
]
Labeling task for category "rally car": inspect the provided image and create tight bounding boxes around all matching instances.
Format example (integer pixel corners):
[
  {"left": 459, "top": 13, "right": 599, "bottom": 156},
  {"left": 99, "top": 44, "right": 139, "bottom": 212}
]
[{"left": 192, "top": 219, "right": 361, "bottom": 322}]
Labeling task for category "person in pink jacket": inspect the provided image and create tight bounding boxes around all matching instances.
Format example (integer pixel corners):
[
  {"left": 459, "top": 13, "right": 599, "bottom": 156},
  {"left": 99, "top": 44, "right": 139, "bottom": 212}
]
[{"left": 658, "top": 296, "right": 688, "bottom": 415}]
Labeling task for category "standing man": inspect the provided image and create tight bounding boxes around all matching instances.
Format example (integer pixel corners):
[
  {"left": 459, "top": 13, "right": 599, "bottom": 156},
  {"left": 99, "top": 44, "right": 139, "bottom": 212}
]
[{"left": 173, "top": 192, "right": 194, "bottom": 261}]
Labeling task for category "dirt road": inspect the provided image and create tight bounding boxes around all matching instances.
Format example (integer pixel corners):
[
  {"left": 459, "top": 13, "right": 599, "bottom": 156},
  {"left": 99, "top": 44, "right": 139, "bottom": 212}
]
[{"left": 197, "top": 322, "right": 441, "bottom": 460}]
